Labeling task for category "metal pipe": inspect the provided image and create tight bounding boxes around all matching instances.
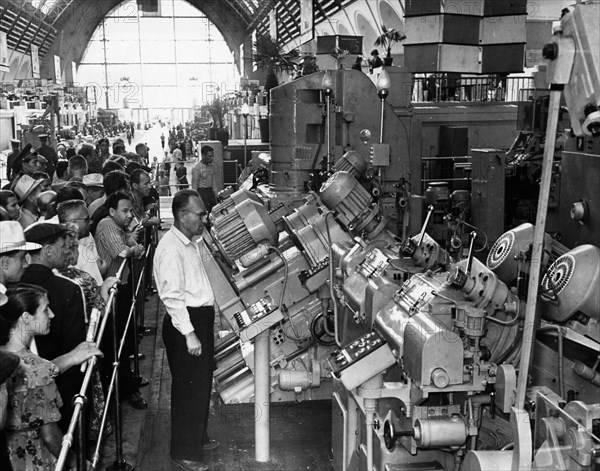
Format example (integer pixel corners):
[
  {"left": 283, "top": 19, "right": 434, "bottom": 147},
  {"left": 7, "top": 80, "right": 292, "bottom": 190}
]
[
  {"left": 255, "top": 330, "right": 270, "bottom": 462},
  {"left": 359, "top": 375, "right": 384, "bottom": 471},
  {"left": 131, "top": 262, "right": 141, "bottom": 384},
  {"left": 417, "top": 205, "right": 434, "bottom": 247},
  {"left": 379, "top": 97, "right": 385, "bottom": 143},
  {"left": 538, "top": 325, "right": 567, "bottom": 398},
  {"left": 466, "top": 231, "right": 477, "bottom": 275},
  {"left": 467, "top": 397, "right": 477, "bottom": 450},
  {"left": 366, "top": 408, "right": 375, "bottom": 471},
  {"left": 243, "top": 114, "right": 248, "bottom": 167},
  {"left": 77, "top": 397, "right": 86, "bottom": 471},
  {"left": 557, "top": 326, "right": 565, "bottom": 398},
  {"left": 110, "top": 293, "right": 126, "bottom": 470},
  {"left": 326, "top": 98, "right": 331, "bottom": 171},
  {"left": 516, "top": 89, "right": 563, "bottom": 409}
]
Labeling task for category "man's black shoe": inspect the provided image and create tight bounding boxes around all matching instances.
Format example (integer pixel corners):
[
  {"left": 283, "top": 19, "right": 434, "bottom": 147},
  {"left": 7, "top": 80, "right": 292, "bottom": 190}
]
[
  {"left": 129, "top": 392, "right": 148, "bottom": 409},
  {"left": 170, "top": 457, "right": 208, "bottom": 471},
  {"left": 129, "top": 353, "right": 145, "bottom": 360},
  {"left": 202, "top": 440, "right": 219, "bottom": 450}
]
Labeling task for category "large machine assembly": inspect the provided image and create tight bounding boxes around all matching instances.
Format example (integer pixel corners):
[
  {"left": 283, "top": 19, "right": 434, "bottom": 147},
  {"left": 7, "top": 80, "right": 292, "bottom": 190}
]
[{"left": 198, "top": 3, "right": 599, "bottom": 469}]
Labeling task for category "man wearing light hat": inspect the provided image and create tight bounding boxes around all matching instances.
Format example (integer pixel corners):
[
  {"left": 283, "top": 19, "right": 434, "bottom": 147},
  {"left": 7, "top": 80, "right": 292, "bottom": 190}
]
[
  {"left": 0, "top": 220, "right": 41, "bottom": 295},
  {"left": 12, "top": 174, "right": 43, "bottom": 229},
  {"left": 0, "top": 221, "right": 38, "bottom": 471}
]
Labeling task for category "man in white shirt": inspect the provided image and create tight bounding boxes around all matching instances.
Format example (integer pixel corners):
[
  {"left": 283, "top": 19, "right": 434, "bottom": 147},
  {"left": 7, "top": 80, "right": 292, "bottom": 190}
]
[
  {"left": 153, "top": 190, "right": 217, "bottom": 471},
  {"left": 57, "top": 199, "right": 107, "bottom": 284}
]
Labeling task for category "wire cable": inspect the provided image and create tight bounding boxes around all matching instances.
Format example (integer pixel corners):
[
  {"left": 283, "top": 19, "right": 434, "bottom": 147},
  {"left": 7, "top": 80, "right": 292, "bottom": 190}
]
[
  {"left": 324, "top": 212, "right": 341, "bottom": 345},
  {"left": 268, "top": 246, "right": 309, "bottom": 342}
]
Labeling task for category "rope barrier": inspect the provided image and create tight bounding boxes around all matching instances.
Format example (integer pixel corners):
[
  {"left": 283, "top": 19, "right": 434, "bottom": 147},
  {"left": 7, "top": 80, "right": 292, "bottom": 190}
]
[{"left": 55, "top": 240, "right": 153, "bottom": 470}]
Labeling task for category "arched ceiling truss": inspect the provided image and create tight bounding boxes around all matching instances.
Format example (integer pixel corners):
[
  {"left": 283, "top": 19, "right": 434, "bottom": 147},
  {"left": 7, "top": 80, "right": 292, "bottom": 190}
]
[{"left": 1, "top": 0, "right": 363, "bottom": 73}]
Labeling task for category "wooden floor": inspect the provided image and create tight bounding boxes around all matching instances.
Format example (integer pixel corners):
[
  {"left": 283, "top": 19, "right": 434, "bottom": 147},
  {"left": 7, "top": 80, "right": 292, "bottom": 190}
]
[{"left": 97, "top": 292, "right": 334, "bottom": 471}]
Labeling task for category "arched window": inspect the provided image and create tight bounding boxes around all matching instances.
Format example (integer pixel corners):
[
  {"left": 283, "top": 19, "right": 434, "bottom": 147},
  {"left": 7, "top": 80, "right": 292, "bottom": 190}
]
[
  {"left": 78, "top": 0, "right": 239, "bottom": 112},
  {"left": 355, "top": 12, "right": 378, "bottom": 57}
]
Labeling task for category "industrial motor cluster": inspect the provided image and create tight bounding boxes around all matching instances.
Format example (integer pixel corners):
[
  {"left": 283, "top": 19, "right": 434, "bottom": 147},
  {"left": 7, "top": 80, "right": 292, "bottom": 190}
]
[{"left": 199, "top": 3, "right": 599, "bottom": 469}]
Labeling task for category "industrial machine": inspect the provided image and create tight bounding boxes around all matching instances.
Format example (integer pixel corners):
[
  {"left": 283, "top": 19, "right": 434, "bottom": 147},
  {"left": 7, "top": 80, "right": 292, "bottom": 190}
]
[
  {"left": 200, "top": 3, "right": 599, "bottom": 470},
  {"left": 326, "top": 3, "right": 600, "bottom": 471},
  {"left": 205, "top": 67, "right": 429, "bottom": 404}
]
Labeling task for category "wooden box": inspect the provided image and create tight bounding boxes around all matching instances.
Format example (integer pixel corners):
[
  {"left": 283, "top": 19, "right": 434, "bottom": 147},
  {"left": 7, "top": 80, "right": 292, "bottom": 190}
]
[
  {"left": 481, "top": 43, "right": 525, "bottom": 73},
  {"left": 404, "top": 43, "right": 481, "bottom": 73},
  {"left": 404, "top": 15, "right": 481, "bottom": 46},
  {"left": 316, "top": 35, "right": 363, "bottom": 55},
  {"left": 480, "top": 15, "right": 527, "bottom": 44},
  {"left": 405, "top": 0, "right": 526, "bottom": 17}
]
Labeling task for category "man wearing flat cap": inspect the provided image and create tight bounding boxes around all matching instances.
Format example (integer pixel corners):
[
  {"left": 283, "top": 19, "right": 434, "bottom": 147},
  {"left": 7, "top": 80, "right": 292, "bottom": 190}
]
[
  {"left": 5, "top": 139, "right": 21, "bottom": 182},
  {"left": 36, "top": 133, "right": 58, "bottom": 179},
  {"left": 7, "top": 144, "right": 37, "bottom": 187},
  {"left": 20, "top": 223, "right": 90, "bottom": 432}
]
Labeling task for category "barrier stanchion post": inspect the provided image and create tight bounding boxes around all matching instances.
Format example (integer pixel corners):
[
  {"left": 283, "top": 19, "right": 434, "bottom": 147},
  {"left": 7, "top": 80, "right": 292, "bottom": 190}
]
[
  {"left": 76, "top": 395, "right": 87, "bottom": 471},
  {"left": 107, "top": 286, "right": 132, "bottom": 471},
  {"left": 138, "top": 269, "right": 146, "bottom": 334},
  {"left": 57, "top": 260, "right": 127, "bottom": 471},
  {"left": 130, "top": 258, "right": 142, "bottom": 381}
]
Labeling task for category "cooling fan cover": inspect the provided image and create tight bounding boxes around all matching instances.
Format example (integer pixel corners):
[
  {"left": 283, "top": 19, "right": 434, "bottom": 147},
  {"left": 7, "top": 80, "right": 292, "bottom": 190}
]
[
  {"left": 541, "top": 244, "right": 600, "bottom": 322},
  {"left": 487, "top": 223, "right": 554, "bottom": 284},
  {"left": 487, "top": 223, "right": 534, "bottom": 283}
]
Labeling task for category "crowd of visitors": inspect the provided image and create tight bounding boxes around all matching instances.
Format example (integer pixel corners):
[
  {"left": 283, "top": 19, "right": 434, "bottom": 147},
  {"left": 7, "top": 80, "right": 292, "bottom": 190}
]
[
  {"left": 0, "top": 130, "right": 164, "bottom": 470},
  {"left": 1, "top": 122, "right": 221, "bottom": 471}
]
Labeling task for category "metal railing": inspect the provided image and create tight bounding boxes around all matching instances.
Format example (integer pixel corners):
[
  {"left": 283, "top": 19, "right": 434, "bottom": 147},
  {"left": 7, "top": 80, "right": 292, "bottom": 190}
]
[
  {"left": 55, "top": 240, "right": 154, "bottom": 471},
  {"left": 411, "top": 75, "right": 536, "bottom": 103}
]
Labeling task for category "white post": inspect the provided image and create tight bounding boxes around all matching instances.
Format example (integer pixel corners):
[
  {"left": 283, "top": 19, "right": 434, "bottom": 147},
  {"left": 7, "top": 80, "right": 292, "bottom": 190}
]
[{"left": 254, "top": 330, "right": 270, "bottom": 462}]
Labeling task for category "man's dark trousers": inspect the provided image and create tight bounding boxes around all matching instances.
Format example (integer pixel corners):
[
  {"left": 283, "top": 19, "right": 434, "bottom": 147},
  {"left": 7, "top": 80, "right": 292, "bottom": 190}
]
[{"left": 163, "top": 306, "right": 214, "bottom": 461}]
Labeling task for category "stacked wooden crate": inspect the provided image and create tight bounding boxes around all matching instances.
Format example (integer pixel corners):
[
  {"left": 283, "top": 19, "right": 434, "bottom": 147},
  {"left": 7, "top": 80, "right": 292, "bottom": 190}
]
[{"left": 403, "top": 0, "right": 527, "bottom": 73}]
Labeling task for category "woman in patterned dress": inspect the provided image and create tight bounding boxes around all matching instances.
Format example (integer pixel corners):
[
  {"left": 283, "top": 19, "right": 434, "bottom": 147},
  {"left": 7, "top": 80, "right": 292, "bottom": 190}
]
[{"left": 0, "top": 284, "right": 100, "bottom": 470}]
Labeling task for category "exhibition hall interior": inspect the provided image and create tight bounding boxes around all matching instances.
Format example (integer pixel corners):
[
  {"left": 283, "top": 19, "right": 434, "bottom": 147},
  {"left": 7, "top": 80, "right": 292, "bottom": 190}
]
[{"left": 0, "top": 0, "right": 599, "bottom": 470}]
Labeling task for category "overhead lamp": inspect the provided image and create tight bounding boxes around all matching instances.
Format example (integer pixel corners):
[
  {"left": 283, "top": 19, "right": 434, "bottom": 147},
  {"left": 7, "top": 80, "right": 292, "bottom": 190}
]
[
  {"left": 376, "top": 69, "right": 391, "bottom": 100},
  {"left": 321, "top": 70, "right": 334, "bottom": 97},
  {"left": 376, "top": 69, "right": 391, "bottom": 143}
]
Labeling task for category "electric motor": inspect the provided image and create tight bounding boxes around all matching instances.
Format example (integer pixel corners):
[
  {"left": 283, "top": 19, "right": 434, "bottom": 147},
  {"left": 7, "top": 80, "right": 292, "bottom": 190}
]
[
  {"left": 541, "top": 244, "right": 600, "bottom": 322},
  {"left": 332, "top": 150, "right": 368, "bottom": 178},
  {"left": 320, "top": 171, "right": 379, "bottom": 235},
  {"left": 210, "top": 189, "right": 279, "bottom": 265},
  {"left": 320, "top": 171, "right": 370, "bottom": 226},
  {"left": 487, "top": 223, "right": 559, "bottom": 284}
]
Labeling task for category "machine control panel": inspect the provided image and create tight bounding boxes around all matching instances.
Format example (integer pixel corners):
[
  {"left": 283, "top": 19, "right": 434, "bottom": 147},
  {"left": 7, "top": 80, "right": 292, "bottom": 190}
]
[
  {"left": 232, "top": 297, "right": 284, "bottom": 341},
  {"left": 329, "top": 330, "right": 396, "bottom": 390},
  {"left": 298, "top": 258, "right": 329, "bottom": 292}
]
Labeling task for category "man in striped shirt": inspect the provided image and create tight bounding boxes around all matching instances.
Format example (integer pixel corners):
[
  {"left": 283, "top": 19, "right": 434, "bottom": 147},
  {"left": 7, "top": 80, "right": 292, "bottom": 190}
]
[
  {"left": 191, "top": 145, "right": 218, "bottom": 214},
  {"left": 95, "top": 191, "right": 147, "bottom": 409}
]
